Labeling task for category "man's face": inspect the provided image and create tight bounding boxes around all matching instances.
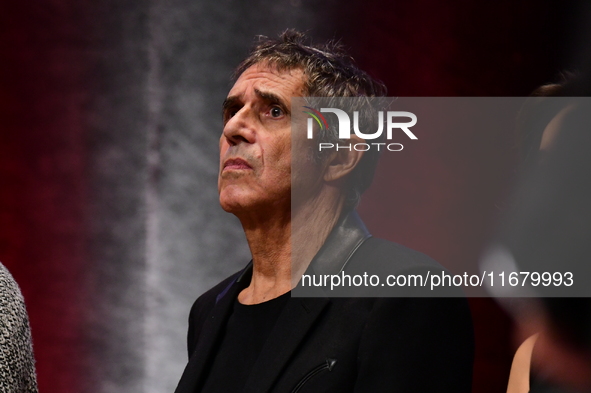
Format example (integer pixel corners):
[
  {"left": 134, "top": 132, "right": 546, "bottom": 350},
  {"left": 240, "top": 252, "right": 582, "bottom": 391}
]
[{"left": 218, "top": 63, "right": 305, "bottom": 216}]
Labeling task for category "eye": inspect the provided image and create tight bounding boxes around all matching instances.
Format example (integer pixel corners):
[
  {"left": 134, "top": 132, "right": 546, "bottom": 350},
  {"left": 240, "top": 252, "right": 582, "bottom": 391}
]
[
  {"left": 223, "top": 108, "right": 239, "bottom": 124},
  {"left": 270, "top": 106, "right": 283, "bottom": 118}
]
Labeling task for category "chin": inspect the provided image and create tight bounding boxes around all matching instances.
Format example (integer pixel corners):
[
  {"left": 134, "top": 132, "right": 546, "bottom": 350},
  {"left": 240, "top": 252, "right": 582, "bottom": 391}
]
[
  {"left": 219, "top": 192, "right": 249, "bottom": 214},
  {"left": 219, "top": 201, "right": 239, "bottom": 213}
]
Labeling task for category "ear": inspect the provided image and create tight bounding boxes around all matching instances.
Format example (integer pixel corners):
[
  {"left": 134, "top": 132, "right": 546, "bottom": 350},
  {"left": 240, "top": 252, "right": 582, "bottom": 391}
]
[{"left": 323, "top": 136, "right": 364, "bottom": 182}]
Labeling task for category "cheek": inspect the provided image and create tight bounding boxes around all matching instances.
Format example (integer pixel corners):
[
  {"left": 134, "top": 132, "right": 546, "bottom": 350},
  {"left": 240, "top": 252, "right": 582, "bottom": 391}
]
[
  {"left": 219, "top": 140, "right": 232, "bottom": 172},
  {"left": 260, "top": 135, "right": 291, "bottom": 172},
  {"left": 219, "top": 138, "right": 229, "bottom": 156},
  {"left": 276, "top": 135, "right": 292, "bottom": 165},
  {"left": 272, "top": 147, "right": 292, "bottom": 178},
  {"left": 291, "top": 137, "right": 318, "bottom": 176}
]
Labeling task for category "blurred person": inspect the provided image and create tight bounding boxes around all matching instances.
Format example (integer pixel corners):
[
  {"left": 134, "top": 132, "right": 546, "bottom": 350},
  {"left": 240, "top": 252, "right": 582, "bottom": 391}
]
[
  {"left": 0, "top": 263, "right": 37, "bottom": 393},
  {"left": 483, "top": 76, "right": 591, "bottom": 393},
  {"left": 174, "top": 30, "right": 474, "bottom": 393}
]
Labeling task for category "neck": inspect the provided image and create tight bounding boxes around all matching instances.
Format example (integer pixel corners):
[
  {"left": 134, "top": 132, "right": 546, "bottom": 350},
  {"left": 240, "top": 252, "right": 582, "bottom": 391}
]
[{"left": 237, "top": 188, "right": 344, "bottom": 305}]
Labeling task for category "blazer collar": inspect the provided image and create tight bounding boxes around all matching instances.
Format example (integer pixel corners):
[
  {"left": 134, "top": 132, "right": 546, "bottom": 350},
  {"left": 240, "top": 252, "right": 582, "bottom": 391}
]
[
  {"left": 308, "top": 209, "right": 371, "bottom": 276},
  {"left": 292, "top": 210, "right": 372, "bottom": 298}
]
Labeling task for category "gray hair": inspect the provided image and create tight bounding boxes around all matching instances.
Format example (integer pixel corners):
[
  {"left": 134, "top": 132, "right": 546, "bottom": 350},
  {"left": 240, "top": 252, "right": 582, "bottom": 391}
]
[{"left": 235, "top": 29, "right": 388, "bottom": 209}]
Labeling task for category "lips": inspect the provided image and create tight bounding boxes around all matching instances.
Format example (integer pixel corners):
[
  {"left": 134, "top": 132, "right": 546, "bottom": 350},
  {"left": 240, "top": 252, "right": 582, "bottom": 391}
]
[{"left": 223, "top": 158, "right": 252, "bottom": 171}]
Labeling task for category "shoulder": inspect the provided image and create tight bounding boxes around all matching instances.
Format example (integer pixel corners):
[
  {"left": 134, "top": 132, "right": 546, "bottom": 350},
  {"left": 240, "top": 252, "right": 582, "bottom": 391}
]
[
  {"left": 0, "top": 263, "right": 38, "bottom": 393},
  {"left": 0, "top": 263, "right": 25, "bottom": 304},
  {"left": 337, "top": 236, "right": 464, "bottom": 297},
  {"left": 351, "top": 236, "right": 441, "bottom": 271},
  {"left": 186, "top": 266, "right": 248, "bottom": 356},
  {"left": 188, "top": 271, "right": 241, "bottom": 322},
  {"left": 352, "top": 296, "right": 474, "bottom": 392},
  {"left": 0, "top": 263, "right": 31, "bottom": 332}
]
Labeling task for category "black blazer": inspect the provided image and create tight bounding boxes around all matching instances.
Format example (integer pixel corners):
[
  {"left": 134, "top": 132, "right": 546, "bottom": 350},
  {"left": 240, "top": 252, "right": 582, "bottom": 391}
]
[{"left": 175, "top": 212, "right": 474, "bottom": 393}]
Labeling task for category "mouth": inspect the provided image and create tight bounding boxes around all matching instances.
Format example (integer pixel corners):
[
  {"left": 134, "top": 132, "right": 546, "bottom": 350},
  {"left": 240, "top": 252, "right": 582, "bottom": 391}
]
[{"left": 222, "top": 157, "right": 253, "bottom": 172}]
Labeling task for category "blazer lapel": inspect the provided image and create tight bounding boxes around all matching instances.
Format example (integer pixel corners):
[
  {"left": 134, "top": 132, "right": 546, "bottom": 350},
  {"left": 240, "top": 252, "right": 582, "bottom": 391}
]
[
  {"left": 292, "top": 210, "right": 372, "bottom": 297},
  {"left": 242, "top": 296, "right": 330, "bottom": 393},
  {"left": 311, "top": 210, "right": 371, "bottom": 275},
  {"left": 174, "top": 266, "right": 251, "bottom": 393}
]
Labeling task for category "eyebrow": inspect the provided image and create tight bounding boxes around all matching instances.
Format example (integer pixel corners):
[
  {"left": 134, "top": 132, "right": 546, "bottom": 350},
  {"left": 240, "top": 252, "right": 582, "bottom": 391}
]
[
  {"left": 221, "top": 89, "right": 290, "bottom": 115},
  {"left": 222, "top": 96, "right": 240, "bottom": 113},
  {"left": 255, "top": 89, "right": 284, "bottom": 105}
]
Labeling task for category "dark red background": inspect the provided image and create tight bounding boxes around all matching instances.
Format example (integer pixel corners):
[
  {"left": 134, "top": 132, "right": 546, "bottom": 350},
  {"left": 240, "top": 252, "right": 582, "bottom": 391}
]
[{"left": 1, "top": 1, "right": 586, "bottom": 391}]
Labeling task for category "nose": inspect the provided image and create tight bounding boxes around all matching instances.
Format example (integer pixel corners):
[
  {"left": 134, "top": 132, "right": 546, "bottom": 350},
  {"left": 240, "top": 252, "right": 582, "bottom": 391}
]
[{"left": 222, "top": 106, "right": 256, "bottom": 146}]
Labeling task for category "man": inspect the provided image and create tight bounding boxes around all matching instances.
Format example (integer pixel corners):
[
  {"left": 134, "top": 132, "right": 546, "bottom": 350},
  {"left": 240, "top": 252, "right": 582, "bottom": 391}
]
[{"left": 175, "top": 30, "right": 473, "bottom": 393}]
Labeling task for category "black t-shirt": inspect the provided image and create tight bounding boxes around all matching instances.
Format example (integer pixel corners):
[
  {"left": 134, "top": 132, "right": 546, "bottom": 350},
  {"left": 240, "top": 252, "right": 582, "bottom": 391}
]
[{"left": 201, "top": 291, "right": 290, "bottom": 392}]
